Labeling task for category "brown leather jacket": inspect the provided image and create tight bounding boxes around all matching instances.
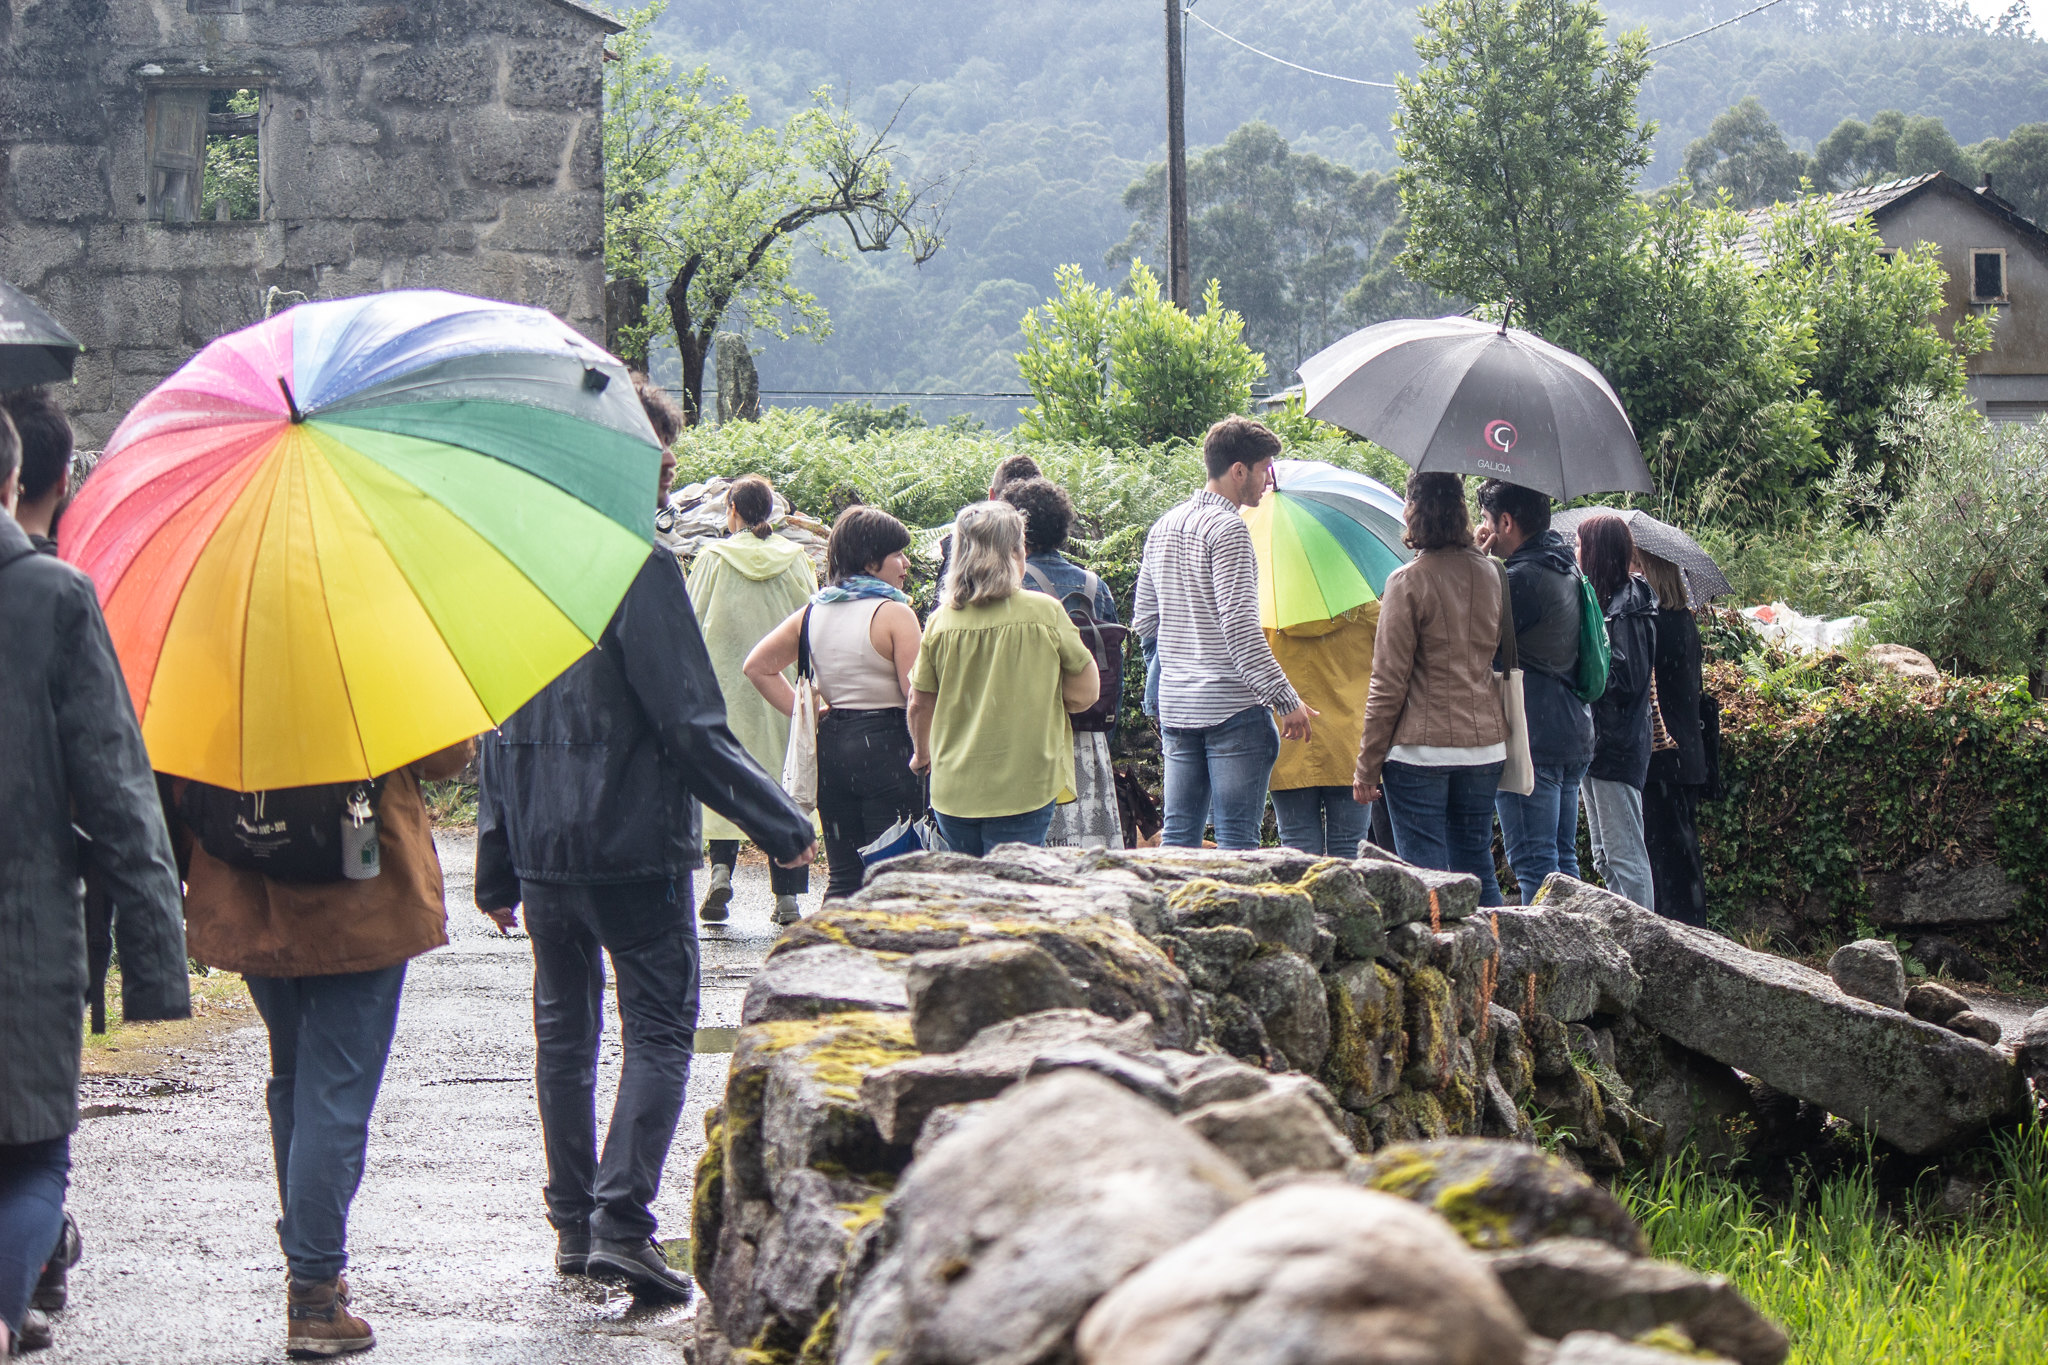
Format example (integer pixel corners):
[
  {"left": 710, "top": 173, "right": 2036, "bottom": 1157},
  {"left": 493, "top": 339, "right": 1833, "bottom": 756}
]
[
  {"left": 174, "top": 740, "right": 474, "bottom": 978},
  {"left": 1354, "top": 547, "right": 1506, "bottom": 788}
]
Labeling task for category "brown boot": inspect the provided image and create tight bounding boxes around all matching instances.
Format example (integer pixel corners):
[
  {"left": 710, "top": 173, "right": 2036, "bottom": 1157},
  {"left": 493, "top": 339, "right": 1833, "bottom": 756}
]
[{"left": 286, "top": 1277, "right": 375, "bottom": 1358}]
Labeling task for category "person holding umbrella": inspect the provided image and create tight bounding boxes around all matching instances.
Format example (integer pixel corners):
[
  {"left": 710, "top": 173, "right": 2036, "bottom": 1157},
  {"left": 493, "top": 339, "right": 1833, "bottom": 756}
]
[{"left": 1575, "top": 514, "right": 1658, "bottom": 911}]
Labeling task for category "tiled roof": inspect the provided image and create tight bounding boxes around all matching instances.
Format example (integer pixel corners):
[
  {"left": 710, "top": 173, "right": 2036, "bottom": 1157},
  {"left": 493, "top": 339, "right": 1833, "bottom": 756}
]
[
  {"left": 1728, "top": 172, "right": 2048, "bottom": 266},
  {"left": 540, "top": 0, "right": 627, "bottom": 33}
]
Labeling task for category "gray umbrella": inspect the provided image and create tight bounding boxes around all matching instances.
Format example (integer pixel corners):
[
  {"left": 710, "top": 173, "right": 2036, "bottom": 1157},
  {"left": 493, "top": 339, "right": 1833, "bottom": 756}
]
[
  {"left": 0, "top": 279, "right": 84, "bottom": 389},
  {"left": 1551, "top": 506, "right": 1732, "bottom": 605},
  {"left": 1299, "top": 316, "right": 1650, "bottom": 502}
]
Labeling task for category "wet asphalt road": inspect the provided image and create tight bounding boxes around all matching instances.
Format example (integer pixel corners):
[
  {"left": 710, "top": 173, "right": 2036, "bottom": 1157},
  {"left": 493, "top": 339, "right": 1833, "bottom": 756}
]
[{"left": 43, "top": 832, "right": 794, "bottom": 1365}]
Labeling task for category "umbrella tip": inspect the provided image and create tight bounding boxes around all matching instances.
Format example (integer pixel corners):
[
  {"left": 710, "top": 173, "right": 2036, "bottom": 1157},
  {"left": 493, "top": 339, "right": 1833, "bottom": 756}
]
[{"left": 278, "top": 377, "right": 304, "bottom": 424}]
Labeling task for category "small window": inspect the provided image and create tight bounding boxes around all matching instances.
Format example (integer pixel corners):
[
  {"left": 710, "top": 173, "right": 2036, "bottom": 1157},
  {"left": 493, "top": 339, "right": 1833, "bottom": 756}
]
[
  {"left": 146, "top": 86, "right": 260, "bottom": 222},
  {"left": 1877, "top": 249, "right": 1898, "bottom": 263},
  {"left": 1972, "top": 249, "right": 2008, "bottom": 303}
]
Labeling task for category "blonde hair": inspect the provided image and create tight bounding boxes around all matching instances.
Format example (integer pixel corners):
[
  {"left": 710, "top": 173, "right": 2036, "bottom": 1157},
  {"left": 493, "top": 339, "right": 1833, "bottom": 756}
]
[
  {"left": 1635, "top": 548, "right": 1689, "bottom": 610},
  {"left": 944, "top": 501, "right": 1025, "bottom": 609}
]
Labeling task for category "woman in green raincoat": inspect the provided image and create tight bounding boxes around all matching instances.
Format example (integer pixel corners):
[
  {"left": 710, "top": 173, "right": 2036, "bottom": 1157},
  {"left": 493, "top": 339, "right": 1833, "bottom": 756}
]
[{"left": 686, "top": 476, "right": 817, "bottom": 924}]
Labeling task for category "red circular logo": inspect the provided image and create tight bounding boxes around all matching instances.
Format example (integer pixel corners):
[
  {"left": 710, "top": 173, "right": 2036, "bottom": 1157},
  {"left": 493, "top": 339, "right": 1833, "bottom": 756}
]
[{"left": 1484, "top": 420, "right": 1519, "bottom": 455}]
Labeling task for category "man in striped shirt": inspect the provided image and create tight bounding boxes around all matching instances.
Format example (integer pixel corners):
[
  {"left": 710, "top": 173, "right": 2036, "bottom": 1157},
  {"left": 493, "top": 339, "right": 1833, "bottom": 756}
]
[{"left": 1134, "top": 417, "right": 1317, "bottom": 848}]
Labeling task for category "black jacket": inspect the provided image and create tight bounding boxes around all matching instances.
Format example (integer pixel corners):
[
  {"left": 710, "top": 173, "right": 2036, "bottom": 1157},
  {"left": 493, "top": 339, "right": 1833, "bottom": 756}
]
[
  {"left": 476, "top": 549, "right": 812, "bottom": 904},
  {"left": 0, "top": 514, "right": 189, "bottom": 1144},
  {"left": 1646, "top": 607, "right": 1708, "bottom": 787},
  {"left": 1589, "top": 577, "right": 1657, "bottom": 787},
  {"left": 1498, "top": 531, "right": 1594, "bottom": 768}
]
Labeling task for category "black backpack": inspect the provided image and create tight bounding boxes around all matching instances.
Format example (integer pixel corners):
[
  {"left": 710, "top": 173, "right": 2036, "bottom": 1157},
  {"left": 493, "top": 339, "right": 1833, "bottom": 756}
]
[
  {"left": 179, "top": 777, "right": 387, "bottom": 884},
  {"left": 1023, "top": 564, "right": 1130, "bottom": 734}
]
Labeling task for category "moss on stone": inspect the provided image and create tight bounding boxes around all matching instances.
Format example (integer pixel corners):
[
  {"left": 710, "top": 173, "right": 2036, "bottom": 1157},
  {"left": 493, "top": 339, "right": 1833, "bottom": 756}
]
[
  {"left": 1432, "top": 1172, "right": 1517, "bottom": 1249},
  {"left": 1401, "top": 966, "right": 1454, "bottom": 1090},
  {"left": 796, "top": 1304, "right": 839, "bottom": 1365},
  {"left": 836, "top": 1187, "right": 891, "bottom": 1233},
  {"left": 1633, "top": 1325, "right": 1717, "bottom": 1357},
  {"left": 692, "top": 1107, "right": 728, "bottom": 1283},
  {"left": 749, "top": 1012, "right": 920, "bottom": 1103},
  {"left": 1360, "top": 1147, "right": 1439, "bottom": 1199},
  {"left": 1390, "top": 1089, "right": 1448, "bottom": 1140}
]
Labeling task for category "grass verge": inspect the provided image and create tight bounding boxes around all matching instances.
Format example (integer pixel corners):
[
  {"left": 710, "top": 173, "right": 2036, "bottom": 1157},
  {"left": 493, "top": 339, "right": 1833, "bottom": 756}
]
[
  {"left": 80, "top": 967, "right": 254, "bottom": 1073},
  {"left": 1622, "top": 1126, "right": 2048, "bottom": 1363}
]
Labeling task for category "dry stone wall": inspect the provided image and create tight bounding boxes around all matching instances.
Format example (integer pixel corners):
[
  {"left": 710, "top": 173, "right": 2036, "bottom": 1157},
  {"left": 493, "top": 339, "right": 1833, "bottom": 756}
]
[
  {"left": 685, "top": 842, "right": 2033, "bottom": 1363},
  {"left": 0, "top": 0, "right": 616, "bottom": 445}
]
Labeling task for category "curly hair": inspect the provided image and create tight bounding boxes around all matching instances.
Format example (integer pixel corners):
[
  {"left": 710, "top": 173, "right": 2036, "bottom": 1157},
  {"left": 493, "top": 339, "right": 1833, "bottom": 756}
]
[
  {"left": 632, "top": 372, "right": 684, "bottom": 446},
  {"left": 1402, "top": 471, "right": 1473, "bottom": 551},
  {"left": 998, "top": 477, "right": 1075, "bottom": 555}
]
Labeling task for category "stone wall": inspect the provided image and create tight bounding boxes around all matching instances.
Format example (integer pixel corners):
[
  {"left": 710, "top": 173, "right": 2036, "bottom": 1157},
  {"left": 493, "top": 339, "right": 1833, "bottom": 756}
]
[{"left": 0, "top": 0, "right": 617, "bottom": 446}]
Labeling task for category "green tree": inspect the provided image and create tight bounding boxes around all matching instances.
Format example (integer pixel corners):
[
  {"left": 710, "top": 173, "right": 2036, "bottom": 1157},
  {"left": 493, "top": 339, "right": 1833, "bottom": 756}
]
[
  {"left": 1394, "top": 0, "right": 1654, "bottom": 330},
  {"left": 1894, "top": 113, "right": 1980, "bottom": 180},
  {"left": 1682, "top": 97, "right": 1813, "bottom": 209},
  {"left": 603, "top": 2, "right": 949, "bottom": 423},
  {"left": 1972, "top": 122, "right": 2048, "bottom": 222},
  {"left": 1015, "top": 262, "right": 1265, "bottom": 448},
  {"left": 1110, "top": 122, "right": 1446, "bottom": 384},
  {"left": 1814, "top": 109, "right": 1906, "bottom": 189},
  {"left": 200, "top": 88, "right": 261, "bottom": 222}
]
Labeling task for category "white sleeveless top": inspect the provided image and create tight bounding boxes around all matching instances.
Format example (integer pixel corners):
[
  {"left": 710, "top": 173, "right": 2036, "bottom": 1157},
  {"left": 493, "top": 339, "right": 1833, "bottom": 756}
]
[{"left": 810, "top": 599, "right": 905, "bottom": 709}]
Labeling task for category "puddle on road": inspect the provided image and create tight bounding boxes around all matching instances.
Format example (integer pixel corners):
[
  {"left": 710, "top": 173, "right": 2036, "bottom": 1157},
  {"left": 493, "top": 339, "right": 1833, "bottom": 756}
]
[
  {"left": 77, "top": 1075, "right": 198, "bottom": 1118},
  {"left": 694, "top": 1027, "right": 737, "bottom": 1054},
  {"left": 79, "top": 1103, "right": 149, "bottom": 1119}
]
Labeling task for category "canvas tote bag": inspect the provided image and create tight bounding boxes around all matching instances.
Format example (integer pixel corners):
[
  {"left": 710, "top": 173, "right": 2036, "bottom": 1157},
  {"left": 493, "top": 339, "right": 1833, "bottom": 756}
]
[
  {"left": 1494, "top": 560, "right": 1536, "bottom": 796},
  {"left": 781, "top": 607, "right": 823, "bottom": 814}
]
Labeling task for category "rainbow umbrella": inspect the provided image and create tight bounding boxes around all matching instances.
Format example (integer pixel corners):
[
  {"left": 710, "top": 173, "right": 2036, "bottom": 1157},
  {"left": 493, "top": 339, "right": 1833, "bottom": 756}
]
[
  {"left": 1243, "top": 460, "right": 1411, "bottom": 629},
  {"left": 61, "top": 290, "right": 661, "bottom": 791}
]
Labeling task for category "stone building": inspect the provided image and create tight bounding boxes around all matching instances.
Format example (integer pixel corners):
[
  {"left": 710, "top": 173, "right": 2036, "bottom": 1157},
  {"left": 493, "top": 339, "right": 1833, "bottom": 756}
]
[{"left": 0, "top": 0, "right": 621, "bottom": 445}]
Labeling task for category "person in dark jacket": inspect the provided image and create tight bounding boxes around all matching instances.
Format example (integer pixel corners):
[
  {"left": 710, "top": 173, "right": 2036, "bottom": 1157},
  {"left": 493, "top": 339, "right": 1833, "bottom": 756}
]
[
  {"left": 476, "top": 377, "right": 815, "bottom": 1304},
  {"left": 0, "top": 412, "right": 190, "bottom": 1359},
  {"left": 1, "top": 387, "right": 72, "bottom": 555},
  {"left": 1477, "top": 480, "right": 1595, "bottom": 902},
  {"left": 1575, "top": 515, "right": 1657, "bottom": 911},
  {"left": 1636, "top": 548, "right": 1711, "bottom": 926}
]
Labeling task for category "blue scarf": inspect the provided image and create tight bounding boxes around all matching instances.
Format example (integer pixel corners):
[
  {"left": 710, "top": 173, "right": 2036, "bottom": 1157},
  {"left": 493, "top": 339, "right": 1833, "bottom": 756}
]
[{"left": 812, "top": 574, "right": 910, "bottom": 606}]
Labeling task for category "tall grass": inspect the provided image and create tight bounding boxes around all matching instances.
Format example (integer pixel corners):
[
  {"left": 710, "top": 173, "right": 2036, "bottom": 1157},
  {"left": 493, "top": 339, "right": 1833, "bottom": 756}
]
[{"left": 1622, "top": 1126, "right": 2048, "bottom": 1364}]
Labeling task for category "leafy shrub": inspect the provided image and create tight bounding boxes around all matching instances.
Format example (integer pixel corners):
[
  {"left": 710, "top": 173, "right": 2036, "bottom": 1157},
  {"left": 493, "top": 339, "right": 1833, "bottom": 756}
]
[
  {"left": 1825, "top": 395, "right": 2048, "bottom": 684},
  {"left": 1015, "top": 262, "right": 1267, "bottom": 448}
]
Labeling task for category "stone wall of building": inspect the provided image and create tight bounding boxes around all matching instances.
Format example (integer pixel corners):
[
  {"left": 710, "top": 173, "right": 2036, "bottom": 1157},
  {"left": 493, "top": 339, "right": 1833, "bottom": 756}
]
[{"left": 0, "top": 0, "right": 618, "bottom": 445}]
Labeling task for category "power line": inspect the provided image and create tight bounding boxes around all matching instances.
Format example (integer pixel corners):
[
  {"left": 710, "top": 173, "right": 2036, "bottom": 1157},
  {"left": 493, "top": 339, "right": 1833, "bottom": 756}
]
[
  {"left": 1184, "top": 10, "right": 1399, "bottom": 88},
  {"left": 1646, "top": 0, "right": 1794, "bottom": 51}
]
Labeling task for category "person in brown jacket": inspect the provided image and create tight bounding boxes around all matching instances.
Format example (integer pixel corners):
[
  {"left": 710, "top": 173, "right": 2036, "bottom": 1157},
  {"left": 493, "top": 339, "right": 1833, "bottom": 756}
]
[
  {"left": 1352, "top": 472, "right": 1507, "bottom": 906},
  {"left": 167, "top": 738, "right": 476, "bottom": 1359}
]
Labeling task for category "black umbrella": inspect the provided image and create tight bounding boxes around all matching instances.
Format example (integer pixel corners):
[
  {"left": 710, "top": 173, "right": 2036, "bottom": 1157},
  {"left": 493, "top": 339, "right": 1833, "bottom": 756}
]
[
  {"left": 1551, "top": 506, "right": 1732, "bottom": 605},
  {"left": 1298, "top": 316, "right": 1650, "bottom": 502},
  {"left": 0, "top": 279, "right": 84, "bottom": 389}
]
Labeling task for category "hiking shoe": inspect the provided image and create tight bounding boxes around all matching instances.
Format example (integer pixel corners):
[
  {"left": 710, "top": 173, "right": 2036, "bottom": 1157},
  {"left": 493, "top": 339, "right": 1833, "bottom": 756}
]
[
  {"left": 699, "top": 864, "right": 733, "bottom": 923},
  {"left": 15, "top": 1309, "right": 52, "bottom": 1353},
  {"left": 286, "top": 1277, "right": 374, "bottom": 1358},
  {"left": 556, "top": 1228, "right": 591, "bottom": 1275},
  {"left": 771, "top": 894, "right": 802, "bottom": 926},
  {"left": 30, "top": 1211, "right": 80, "bottom": 1312},
  {"left": 585, "top": 1237, "right": 694, "bottom": 1303}
]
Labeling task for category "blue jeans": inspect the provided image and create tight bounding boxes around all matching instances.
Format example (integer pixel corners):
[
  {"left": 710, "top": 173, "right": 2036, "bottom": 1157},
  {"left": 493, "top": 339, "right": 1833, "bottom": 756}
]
[
  {"left": 1379, "top": 759, "right": 1506, "bottom": 906},
  {"left": 1582, "top": 776, "right": 1655, "bottom": 911},
  {"left": 0, "top": 1137, "right": 68, "bottom": 1335},
  {"left": 1271, "top": 785, "right": 1371, "bottom": 858},
  {"left": 1496, "top": 761, "right": 1590, "bottom": 903},
  {"left": 1163, "top": 706, "right": 1281, "bottom": 849},
  {"left": 525, "top": 877, "right": 700, "bottom": 1244},
  {"left": 934, "top": 802, "right": 1057, "bottom": 857},
  {"left": 245, "top": 964, "right": 407, "bottom": 1284}
]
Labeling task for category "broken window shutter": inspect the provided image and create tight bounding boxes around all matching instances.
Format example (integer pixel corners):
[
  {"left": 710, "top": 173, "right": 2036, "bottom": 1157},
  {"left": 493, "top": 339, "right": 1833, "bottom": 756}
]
[{"left": 147, "top": 89, "right": 209, "bottom": 222}]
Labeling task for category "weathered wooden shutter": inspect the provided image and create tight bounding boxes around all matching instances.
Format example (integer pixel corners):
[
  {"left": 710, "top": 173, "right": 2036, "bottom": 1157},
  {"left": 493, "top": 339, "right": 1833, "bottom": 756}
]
[{"left": 147, "top": 89, "right": 209, "bottom": 222}]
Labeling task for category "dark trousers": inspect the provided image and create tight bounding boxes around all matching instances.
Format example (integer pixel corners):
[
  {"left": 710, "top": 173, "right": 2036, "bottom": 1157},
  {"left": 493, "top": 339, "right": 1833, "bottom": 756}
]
[
  {"left": 0, "top": 1137, "right": 68, "bottom": 1334},
  {"left": 706, "top": 839, "right": 808, "bottom": 896},
  {"left": 245, "top": 964, "right": 407, "bottom": 1283},
  {"left": 1380, "top": 758, "right": 1507, "bottom": 907},
  {"left": 816, "top": 707, "right": 922, "bottom": 899},
  {"left": 1643, "top": 780, "right": 1707, "bottom": 926},
  {"left": 524, "top": 877, "right": 699, "bottom": 1244}
]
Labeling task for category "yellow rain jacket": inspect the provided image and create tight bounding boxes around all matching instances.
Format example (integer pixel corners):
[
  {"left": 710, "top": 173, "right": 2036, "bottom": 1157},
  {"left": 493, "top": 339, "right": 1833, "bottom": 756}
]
[{"left": 1266, "top": 602, "right": 1380, "bottom": 791}]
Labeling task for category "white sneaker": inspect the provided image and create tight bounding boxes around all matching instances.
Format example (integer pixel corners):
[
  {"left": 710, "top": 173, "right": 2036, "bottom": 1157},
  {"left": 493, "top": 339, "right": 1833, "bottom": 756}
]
[{"left": 771, "top": 894, "right": 802, "bottom": 926}]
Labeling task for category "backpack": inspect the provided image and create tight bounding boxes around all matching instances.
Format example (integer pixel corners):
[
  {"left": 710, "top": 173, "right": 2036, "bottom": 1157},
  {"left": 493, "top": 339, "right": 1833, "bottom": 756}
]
[
  {"left": 1023, "top": 563, "right": 1130, "bottom": 734},
  {"left": 179, "top": 777, "right": 388, "bottom": 883},
  {"left": 1572, "top": 573, "right": 1612, "bottom": 704}
]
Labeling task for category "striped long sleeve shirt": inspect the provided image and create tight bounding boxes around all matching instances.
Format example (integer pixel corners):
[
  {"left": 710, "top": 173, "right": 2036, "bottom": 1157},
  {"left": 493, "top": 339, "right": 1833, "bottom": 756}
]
[{"left": 1132, "top": 488, "right": 1304, "bottom": 729}]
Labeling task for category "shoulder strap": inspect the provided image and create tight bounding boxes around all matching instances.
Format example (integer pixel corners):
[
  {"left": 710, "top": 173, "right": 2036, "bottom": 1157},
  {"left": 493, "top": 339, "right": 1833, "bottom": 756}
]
[
  {"left": 1494, "top": 558, "right": 1518, "bottom": 672},
  {"left": 796, "top": 605, "right": 814, "bottom": 681},
  {"left": 1081, "top": 569, "right": 1103, "bottom": 604},
  {"left": 1021, "top": 563, "right": 1056, "bottom": 596}
]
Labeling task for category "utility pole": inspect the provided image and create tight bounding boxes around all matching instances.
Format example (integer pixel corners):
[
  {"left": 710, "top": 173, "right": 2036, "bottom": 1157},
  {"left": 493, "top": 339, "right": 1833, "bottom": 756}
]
[{"left": 1165, "top": 0, "right": 1192, "bottom": 310}]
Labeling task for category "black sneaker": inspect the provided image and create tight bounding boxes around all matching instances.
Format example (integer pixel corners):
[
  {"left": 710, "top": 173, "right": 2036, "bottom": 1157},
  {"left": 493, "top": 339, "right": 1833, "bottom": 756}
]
[
  {"left": 556, "top": 1228, "right": 591, "bottom": 1275},
  {"left": 30, "top": 1212, "right": 80, "bottom": 1312},
  {"left": 584, "top": 1237, "right": 694, "bottom": 1303}
]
